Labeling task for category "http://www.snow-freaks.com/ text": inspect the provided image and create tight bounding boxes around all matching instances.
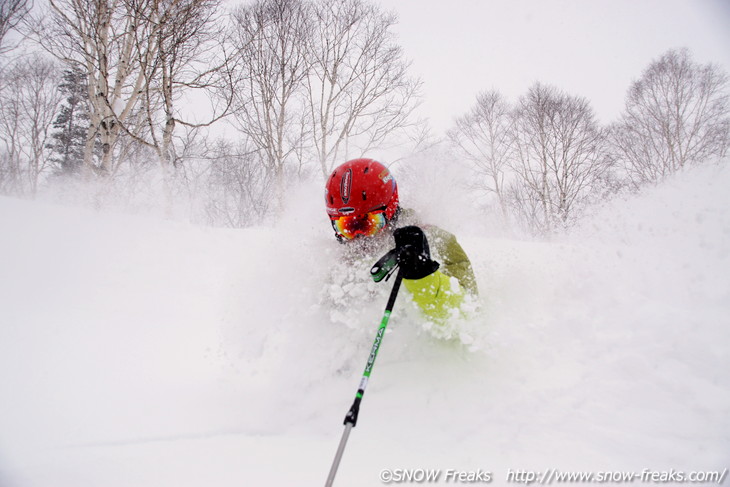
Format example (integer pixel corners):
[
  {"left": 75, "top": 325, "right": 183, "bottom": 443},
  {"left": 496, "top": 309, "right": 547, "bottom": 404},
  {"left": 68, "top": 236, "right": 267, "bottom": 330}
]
[{"left": 378, "top": 467, "right": 728, "bottom": 484}]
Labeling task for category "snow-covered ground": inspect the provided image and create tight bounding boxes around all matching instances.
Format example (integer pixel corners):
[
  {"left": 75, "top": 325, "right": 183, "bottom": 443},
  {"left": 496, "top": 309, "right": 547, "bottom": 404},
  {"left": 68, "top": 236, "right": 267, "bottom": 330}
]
[{"left": 0, "top": 163, "right": 728, "bottom": 486}]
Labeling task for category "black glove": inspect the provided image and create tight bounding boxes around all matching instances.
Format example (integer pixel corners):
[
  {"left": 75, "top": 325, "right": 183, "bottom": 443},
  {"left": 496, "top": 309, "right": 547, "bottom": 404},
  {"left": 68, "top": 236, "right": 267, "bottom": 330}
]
[{"left": 394, "top": 226, "right": 439, "bottom": 280}]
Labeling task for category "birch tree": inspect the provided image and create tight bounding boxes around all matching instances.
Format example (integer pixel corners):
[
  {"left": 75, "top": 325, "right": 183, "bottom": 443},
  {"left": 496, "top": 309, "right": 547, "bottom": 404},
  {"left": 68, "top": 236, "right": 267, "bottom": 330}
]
[
  {"left": 448, "top": 90, "right": 513, "bottom": 222},
  {"left": 611, "top": 48, "right": 729, "bottom": 188},
  {"left": 229, "top": 0, "right": 312, "bottom": 186},
  {"left": 33, "top": 0, "right": 157, "bottom": 175},
  {"left": 0, "top": 55, "right": 62, "bottom": 196},
  {"left": 510, "top": 83, "right": 608, "bottom": 235},
  {"left": 125, "top": 0, "right": 232, "bottom": 172},
  {"left": 307, "top": 0, "right": 420, "bottom": 177}
]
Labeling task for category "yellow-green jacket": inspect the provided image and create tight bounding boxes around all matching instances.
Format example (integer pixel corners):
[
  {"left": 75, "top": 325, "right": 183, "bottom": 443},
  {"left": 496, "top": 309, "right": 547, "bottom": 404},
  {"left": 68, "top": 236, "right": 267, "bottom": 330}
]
[{"left": 396, "top": 210, "right": 478, "bottom": 321}]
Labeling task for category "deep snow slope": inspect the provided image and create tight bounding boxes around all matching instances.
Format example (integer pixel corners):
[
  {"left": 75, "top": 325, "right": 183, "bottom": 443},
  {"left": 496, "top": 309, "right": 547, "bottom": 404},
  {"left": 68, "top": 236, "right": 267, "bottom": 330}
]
[{"left": 0, "top": 163, "right": 728, "bottom": 487}]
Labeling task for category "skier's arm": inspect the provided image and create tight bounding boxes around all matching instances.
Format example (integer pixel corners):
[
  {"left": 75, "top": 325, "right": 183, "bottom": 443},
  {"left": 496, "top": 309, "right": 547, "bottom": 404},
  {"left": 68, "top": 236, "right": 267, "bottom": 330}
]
[{"left": 438, "top": 233, "right": 478, "bottom": 297}]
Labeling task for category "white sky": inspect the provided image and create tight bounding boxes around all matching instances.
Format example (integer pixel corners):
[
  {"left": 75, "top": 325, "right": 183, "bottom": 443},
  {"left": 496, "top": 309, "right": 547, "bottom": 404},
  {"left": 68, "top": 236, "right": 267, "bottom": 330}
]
[{"left": 373, "top": 0, "right": 730, "bottom": 134}]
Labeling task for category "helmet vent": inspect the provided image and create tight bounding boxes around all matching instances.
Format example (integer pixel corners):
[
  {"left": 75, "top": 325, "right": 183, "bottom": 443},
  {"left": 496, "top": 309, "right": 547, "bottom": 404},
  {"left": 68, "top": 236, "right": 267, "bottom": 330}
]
[
  {"left": 362, "top": 191, "right": 367, "bottom": 200},
  {"left": 363, "top": 167, "right": 369, "bottom": 174}
]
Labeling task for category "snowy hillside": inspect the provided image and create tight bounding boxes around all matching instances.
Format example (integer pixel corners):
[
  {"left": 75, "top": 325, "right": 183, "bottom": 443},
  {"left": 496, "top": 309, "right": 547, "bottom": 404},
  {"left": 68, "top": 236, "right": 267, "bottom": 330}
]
[{"left": 0, "top": 163, "right": 728, "bottom": 486}]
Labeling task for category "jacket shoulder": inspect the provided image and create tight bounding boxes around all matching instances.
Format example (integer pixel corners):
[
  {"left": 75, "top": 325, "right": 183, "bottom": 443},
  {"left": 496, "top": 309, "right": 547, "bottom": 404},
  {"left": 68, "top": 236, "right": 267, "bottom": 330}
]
[
  {"left": 424, "top": 225, "right": 479, "bottom": 296},
  {"left": 395, "top": 208, "right": 478, "bottom": 296}
]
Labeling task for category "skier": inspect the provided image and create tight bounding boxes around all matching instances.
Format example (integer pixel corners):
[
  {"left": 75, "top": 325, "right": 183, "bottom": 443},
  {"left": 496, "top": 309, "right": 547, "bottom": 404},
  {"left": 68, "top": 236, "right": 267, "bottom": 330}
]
[{"left": 325, "top": 158, "right": 478, "bottom": 322}]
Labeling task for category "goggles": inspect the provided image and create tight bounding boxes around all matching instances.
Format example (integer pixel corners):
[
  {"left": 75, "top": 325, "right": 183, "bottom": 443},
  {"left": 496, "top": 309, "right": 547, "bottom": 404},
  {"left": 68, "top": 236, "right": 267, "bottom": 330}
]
[{"left": 331, "top": 211, "right": 387, "bottom": 240}]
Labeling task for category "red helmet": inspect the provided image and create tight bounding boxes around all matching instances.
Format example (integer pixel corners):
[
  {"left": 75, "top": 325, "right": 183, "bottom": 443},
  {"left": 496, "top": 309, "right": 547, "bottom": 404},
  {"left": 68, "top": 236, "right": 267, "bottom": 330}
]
[{"left": 325, "top": 158, "right": 399, "bottom": 239}]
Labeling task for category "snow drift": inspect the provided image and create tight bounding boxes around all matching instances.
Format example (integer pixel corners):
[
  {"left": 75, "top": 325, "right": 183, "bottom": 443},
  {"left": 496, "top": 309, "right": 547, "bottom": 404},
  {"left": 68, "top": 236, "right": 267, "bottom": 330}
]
[{"left": 0, "top": 163, "right": 728, "bottom": 486}]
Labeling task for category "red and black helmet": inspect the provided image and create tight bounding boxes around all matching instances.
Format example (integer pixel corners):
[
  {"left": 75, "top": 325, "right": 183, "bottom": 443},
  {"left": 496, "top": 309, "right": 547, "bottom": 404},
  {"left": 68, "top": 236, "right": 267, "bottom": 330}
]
[{"left": 325, "top": 158, "right": 399, "bottom": 240}]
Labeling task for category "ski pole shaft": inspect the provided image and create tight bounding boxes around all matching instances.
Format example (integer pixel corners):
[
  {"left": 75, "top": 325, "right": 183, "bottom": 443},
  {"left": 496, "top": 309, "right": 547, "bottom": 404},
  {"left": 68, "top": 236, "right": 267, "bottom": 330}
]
[
  {"left": 325, "top": 423, "right": 352, "bottom": 487},
  {"left": 325, "top": 269, "right": 403, "bottom": 486},
  {"left": 343, "top": 271, "right": 402, "bottom": 427}
]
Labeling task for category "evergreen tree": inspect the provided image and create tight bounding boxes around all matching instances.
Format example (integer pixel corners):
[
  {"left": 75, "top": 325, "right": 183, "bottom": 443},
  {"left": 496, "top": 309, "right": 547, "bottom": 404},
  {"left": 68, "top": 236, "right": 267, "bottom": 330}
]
[{"left": 48, "top": 66, "right": 93, "bottom": 174}]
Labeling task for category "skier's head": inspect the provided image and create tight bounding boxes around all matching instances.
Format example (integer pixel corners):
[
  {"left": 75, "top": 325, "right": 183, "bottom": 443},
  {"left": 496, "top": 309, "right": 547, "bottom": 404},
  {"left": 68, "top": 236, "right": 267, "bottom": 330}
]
[{"left": 325, "top": 158, "right": 399, "bottom": 241}]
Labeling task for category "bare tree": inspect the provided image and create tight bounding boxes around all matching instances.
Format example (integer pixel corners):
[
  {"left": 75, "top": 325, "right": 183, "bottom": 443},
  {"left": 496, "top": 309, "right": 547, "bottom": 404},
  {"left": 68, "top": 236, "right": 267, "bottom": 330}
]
[
  {"left": 509, "top": 83, "right": 608, "bottom": 235},
  {"left": 229, "top": 0, "right": 312, "bottom": 188},
  {"left": 205, "top": 138, "right": 275, "bottom": 227},
  {"left": 227, "top": 0, "right": 422, "bottom": 189},
  {"left": 307, "top": 0, "right": 421, "bottom": 177},
  {"left": 32, "top": 0, "right": 232, "bottom": 182},
  {"left": 0, "top": 0, "right": 31, "bottom": 55},
  {"left": 125, "top": 0, "right": 232, "bottom": 172},
  {"left": 612, "top": 48, "right": 729, "bottom": 188},
  {"left": 0, "top": 55, "right": 62, "bottom": 196},
  {"left": 32, "top": 0, "right": 160, "bottom": 175},
  {"left": 448, "top": 90, "right": 513, "bottom": 223}
]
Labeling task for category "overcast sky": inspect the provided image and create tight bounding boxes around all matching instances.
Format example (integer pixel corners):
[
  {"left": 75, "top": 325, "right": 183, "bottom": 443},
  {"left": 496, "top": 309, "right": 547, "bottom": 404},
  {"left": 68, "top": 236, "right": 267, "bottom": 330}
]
[{"left": 373, "top": 0, "right": 730, "bottom": 134}]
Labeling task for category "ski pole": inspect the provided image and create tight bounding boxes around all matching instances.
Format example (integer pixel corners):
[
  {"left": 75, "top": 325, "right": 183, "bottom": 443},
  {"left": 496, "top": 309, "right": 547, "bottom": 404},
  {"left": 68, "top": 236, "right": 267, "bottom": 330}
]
[{"left": 325, "top": 264, "right": 403, "bottom": 487}]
